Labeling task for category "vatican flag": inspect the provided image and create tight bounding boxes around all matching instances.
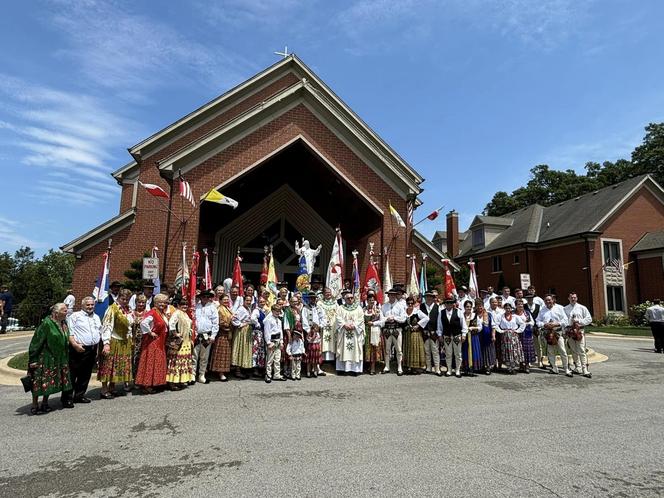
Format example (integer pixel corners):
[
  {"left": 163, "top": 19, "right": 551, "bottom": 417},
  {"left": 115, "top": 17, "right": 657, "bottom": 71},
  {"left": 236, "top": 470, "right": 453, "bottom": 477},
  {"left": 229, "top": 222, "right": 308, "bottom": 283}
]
[
  {"left": 389, "top": 202, "right": 406, "bottom": 228},
  {"left": 202, "top": 188, "right": 238, "bottom": 209}
]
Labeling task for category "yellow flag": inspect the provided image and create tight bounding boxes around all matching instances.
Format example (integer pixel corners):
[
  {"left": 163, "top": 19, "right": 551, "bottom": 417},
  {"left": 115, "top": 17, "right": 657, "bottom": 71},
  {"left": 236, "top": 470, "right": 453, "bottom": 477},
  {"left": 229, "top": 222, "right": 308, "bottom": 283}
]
[
  {"left": 389, "top": 202, "right": 406, "bottom": 228},
  {"left": 202, "top": 189, "right": 238, "bottom": 209}
]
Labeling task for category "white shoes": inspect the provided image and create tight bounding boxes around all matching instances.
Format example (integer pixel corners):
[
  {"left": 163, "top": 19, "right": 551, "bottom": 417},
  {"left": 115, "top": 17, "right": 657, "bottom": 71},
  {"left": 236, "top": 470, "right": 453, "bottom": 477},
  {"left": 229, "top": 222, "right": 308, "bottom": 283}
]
[{"left": 198, "top": 375, "right": 207, "bottom": 384}]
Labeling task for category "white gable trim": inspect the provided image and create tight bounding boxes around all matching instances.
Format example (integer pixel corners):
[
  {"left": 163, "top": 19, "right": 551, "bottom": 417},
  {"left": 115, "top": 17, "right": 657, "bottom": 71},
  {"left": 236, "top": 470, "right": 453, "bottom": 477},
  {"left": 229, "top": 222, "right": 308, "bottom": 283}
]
[
  {"left": 61, "top": 209, "right": 136, "bottom": 254},
  {"left": 593, "top": 176, "right": 664, "bottom": 231}
]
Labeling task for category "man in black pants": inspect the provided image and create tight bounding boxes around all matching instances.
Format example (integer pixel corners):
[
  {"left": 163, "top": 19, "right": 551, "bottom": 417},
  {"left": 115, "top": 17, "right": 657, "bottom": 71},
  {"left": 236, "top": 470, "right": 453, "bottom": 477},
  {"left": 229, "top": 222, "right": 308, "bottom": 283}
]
[
  {"left": 0, "top": 285, "right": 13, "bottom": 334},
  {"left": 63, "top": 296, "right": 102, "bottom": 407}
]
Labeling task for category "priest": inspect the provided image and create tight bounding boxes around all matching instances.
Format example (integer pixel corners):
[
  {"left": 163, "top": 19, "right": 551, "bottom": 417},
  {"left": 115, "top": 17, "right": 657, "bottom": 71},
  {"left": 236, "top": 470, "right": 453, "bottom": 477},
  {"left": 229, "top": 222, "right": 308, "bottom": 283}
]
[{"left": 335, "top": 289, "right": 365, "bottom": 375}]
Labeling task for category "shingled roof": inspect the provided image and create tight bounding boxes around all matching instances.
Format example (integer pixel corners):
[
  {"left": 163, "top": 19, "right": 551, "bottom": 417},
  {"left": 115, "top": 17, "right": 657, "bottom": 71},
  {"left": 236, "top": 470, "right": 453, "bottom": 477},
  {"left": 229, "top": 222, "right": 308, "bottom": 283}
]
[
  {"left": 631, "top": 231, "right": 664, "bottom": 252},
  {"left": 460, "top": 174, "right": 662, "bottom": 256}
]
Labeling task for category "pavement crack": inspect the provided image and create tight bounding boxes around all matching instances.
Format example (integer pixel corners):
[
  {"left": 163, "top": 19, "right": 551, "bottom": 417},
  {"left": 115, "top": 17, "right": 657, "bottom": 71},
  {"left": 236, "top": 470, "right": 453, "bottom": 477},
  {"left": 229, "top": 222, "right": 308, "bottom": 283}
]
[{"left": 459, "top": 456, "right": 562, "bottom": 498}]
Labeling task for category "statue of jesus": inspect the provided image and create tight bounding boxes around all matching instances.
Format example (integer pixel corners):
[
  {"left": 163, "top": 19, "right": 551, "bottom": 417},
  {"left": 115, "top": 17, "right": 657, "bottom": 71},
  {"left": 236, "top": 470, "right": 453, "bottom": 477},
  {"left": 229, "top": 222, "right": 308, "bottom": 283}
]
[{"left": 295, "top": 239, "right": 322, "bottom": 275}]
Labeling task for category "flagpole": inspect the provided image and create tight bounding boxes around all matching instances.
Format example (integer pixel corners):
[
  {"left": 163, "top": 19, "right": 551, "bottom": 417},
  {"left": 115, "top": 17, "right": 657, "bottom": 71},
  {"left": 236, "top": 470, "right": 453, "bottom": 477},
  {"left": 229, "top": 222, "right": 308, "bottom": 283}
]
[{"left": 412, "top": 205, "right": 444, "bottom": 228}]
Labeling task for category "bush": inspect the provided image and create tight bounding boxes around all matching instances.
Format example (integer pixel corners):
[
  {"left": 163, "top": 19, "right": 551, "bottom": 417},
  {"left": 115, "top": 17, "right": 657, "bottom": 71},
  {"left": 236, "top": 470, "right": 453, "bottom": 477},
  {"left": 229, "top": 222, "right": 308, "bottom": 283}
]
[
  {"left": 599, "top": 313, "right": 631, "bottom": 327},
  {"left": 629, "top": 301, "right": 653, "bottom": 326}
]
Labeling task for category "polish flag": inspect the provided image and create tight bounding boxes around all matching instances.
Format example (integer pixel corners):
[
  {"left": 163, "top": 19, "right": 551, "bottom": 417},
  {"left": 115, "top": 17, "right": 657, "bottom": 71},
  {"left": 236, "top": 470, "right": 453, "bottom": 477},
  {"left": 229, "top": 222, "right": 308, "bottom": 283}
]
[{"left": 139, "top": 182, "right": 170, "bottom": 200}]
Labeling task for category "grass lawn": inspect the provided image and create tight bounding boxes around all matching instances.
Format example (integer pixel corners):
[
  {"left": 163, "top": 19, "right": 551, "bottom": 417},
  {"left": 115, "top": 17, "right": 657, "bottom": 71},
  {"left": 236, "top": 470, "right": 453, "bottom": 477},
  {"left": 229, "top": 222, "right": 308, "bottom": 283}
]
[
  {"left": 586, "top": 326, "right": 651, "bottom": 336},
  {"left": 7, "top": 352, "right": 28, "bottom": 370}
]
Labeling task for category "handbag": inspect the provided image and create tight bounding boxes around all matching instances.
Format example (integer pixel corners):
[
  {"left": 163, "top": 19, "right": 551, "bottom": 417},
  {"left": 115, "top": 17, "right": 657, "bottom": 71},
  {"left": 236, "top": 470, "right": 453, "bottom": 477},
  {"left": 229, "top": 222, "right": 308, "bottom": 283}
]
[{"left": 21, "top": 373, "right": 33, "bottom": 393}]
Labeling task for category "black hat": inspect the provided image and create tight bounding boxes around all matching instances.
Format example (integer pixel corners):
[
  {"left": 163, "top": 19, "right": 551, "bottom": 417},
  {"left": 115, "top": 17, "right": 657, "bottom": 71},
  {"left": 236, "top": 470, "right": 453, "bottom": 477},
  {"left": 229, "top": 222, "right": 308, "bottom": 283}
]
[
  {"left": 366, "top": 289, "right": 376, "bottom": 297},
  {"left": 460, "top": 285, "right": 468, "bottom": 292},
  {"left": 524, "top": 292, "right": 535, "bottom": 299},
  {"left": 311, "top": 276, "right": 322, "bottom": 284},
  {"left": 480, "top": 289, "right": 489, "bottom": 294},
  {"left": 142, "top": 281, "right": 155, "bottom": 288},
  {"left": 307, "top": 291, "right": 318, "bottom": 298},
  {"left": 293, "top": 329, "right": 304, "bottom": 337},
  {"left": 424, "top": 290, "right": 435, "bottom": 297},
  {"left": 443, "top": 297, "right": 456, "bottom": 304},
  {"left": 278, "top": 281, "right": 289, "bottom": 289},
  {"left": 110, "top": 281, "right": 122, "bottom": 288},
  {"left": 387, "top": 288, "right": 399, "bottom": 294},
  {"left": 342, "top": 289, "right": 353, "bottom": 296},
  {"left": 200, "top": 290, "right": 214, "bottom": 298}
]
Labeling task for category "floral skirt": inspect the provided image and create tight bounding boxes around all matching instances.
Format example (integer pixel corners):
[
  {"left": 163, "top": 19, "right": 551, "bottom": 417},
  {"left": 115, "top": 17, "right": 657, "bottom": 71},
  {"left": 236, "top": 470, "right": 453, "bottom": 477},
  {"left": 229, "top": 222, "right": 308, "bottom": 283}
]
[
  {"left": 501, "top": 331, "right": 524, "bottom": 368},
  {"left": 252, "top": 327, "right": 265, "bottom": 368},
  {"left": 166, "top": 340, "right": 193, "bottom": 383},
  {"left": 98, "top": 339, "right": 133, "bottom": 383},
  {"left": 363, "top": 331, "right": 384, "bottom": 363},
  {"left": 209, "top": 333, "right": 232, "bottom": 374},
  {"left": 231, "top": 325, "right": 253, "bottom": 369},
  {"left": 31, "top": 353, "right": 71, "bottom": 397}
]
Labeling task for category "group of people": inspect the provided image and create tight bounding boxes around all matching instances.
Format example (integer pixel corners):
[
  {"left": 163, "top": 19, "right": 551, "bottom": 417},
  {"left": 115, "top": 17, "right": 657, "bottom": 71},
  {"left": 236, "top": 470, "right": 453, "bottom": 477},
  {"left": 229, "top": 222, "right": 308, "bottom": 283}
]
[{"left": 26, "top": 277, "right": 595, "bottom": 414}]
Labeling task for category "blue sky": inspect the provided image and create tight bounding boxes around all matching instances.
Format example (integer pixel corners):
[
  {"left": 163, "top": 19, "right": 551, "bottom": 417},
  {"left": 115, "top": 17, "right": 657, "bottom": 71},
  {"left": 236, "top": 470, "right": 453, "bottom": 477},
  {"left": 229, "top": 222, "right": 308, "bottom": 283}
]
[{"left": 1, "top": 0, "right": 663, "bottom": 255}]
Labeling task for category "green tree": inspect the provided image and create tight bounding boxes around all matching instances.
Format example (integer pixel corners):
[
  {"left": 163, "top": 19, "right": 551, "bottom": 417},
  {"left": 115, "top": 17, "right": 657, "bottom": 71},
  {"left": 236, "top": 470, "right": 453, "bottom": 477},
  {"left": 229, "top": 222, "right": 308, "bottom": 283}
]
[
  {"left": 123, "top": 252, "right": 151, "bottom": 291},
  {"left": 483, "top": 122, "right": 664, "bottom": 216}
]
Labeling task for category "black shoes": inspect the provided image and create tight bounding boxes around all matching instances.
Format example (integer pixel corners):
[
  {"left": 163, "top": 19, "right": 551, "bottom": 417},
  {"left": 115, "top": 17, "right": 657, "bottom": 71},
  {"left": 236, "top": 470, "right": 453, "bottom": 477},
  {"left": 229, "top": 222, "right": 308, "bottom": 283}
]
[{"left": 74, "top": 396, "right": 92, "bottom": 403}]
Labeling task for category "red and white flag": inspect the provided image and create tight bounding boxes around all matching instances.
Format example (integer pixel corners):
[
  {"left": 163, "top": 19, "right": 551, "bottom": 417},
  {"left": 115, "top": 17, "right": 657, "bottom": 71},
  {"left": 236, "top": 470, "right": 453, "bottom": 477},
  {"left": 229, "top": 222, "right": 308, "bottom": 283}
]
[
  {"left": 203, "top": 248, "right": 212, "bottom": 290},
  {"left": 426, "top": 209, "right": 441, "bottom": 221},
  {"left": 179, "top": 179, "right": 196, "bottom": 207},
  {"left": 442, "top": 259, "right": 458, "bottom": 301},
  {"left": 362, "top": 246, "right": 383, "bottom": 304},
  {"left": 468, "top": 259, "right": 479, "bottom": 300},
  {"left": 232, "top": 252, "right": 244, "bottom": 297},
  {"left": 139, "top": 181, "right": 169, "bottom": 200},
  {"left": 188, "top": 249, "right": 199, "bottom": 342}
]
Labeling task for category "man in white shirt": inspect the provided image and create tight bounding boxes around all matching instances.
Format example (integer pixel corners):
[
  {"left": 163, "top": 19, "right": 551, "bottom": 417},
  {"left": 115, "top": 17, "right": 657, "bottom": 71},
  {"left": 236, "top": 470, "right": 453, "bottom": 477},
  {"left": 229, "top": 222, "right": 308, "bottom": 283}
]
[
  {"left": 500, "top": 287, "right": 516, "bottom": 308},
  {"left": 645, "top": 299, "right": 664, "bottom": 353},
  {"left": 63, "top": 296, "right": 102, "bottom": 406},
  {"left": 564, "top": 292, "right": 593, "bottom": 377},
  {"left": 129, "top": 283, "right": 154, "bottom": 311},
  {"left": 537, "top": 294, "right": 572, "bottom": 377},
  {"left": 527, "top": 285, "right": 546, "bottom": 309},
  {"left": 63, "top": 289, "right": 76, "bottom": 316},
  {"left": 193, "top": 290, "right": 219, "bottom": 384},
  {"left": 380, "top": 288, "right": 407, "bottom": 375},
  {"left": 457, "top": 286, "right": 472, "bottom": 309},
  {"left": 263, "top": 304, "right": 287, "bottom": 383},
  {"left": 420, "top": 291, "right": 441, "bottom": 376},
  {"left": 437, "top": 297, "right": 468, "bottom": 377},
  {"left": 230, "top": 285, "right": 243, "bottom": 313},
  {"left": 488, "top": 297, "right": 505, "bottom": 369}
]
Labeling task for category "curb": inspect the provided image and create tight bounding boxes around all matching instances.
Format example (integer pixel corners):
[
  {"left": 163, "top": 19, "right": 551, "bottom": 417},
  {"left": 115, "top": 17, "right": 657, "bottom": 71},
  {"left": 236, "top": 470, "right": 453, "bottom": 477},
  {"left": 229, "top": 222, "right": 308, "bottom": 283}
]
[
  {"left": 587, "top": 332, "right": 651, "bottom": 340},
  {"left": 0, "top": 354, "right": 102, "bottom": 387}
]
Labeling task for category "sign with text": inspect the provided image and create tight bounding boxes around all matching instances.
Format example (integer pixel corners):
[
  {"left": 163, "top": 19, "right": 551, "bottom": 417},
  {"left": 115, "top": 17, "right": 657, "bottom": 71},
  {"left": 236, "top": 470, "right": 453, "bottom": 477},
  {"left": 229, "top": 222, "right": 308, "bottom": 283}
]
[
  {"left": 520, "top": 273, "right": 531, "bottom": 290},
  {"left": 142, "top": 257, "right": 160, "bottom": 280}
]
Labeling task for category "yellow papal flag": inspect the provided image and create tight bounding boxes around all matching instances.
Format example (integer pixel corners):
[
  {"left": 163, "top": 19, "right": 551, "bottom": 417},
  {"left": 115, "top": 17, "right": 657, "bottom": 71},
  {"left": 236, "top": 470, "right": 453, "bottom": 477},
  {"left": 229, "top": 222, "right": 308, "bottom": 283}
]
[{"left": 202, "top": 188, "right": 238, "bottom": 209}]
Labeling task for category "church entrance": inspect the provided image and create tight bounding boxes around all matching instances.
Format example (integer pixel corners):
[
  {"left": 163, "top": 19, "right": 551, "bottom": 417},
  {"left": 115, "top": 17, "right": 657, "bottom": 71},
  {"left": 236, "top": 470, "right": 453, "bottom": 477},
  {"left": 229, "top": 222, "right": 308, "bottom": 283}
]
[{"left": 197, "top": 137, "right": 384, "bottom": 288}]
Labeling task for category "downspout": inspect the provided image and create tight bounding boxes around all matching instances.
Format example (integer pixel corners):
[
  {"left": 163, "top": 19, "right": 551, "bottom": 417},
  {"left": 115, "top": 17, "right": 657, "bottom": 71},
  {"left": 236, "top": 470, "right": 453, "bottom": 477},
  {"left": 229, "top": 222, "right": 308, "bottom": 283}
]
[{"left": 583, "top": 236, "right": 594, "bottom": 316}]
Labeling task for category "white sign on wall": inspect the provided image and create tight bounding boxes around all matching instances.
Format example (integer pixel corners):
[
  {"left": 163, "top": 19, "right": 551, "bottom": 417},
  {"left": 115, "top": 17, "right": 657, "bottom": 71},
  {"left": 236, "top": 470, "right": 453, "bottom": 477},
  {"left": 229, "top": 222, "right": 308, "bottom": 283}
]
[
  {"left": 142, "top": 257, "right": 160, "bottom": 280},
  {"left": 520, "top": 273, "right": 531, "bottom": 290}
]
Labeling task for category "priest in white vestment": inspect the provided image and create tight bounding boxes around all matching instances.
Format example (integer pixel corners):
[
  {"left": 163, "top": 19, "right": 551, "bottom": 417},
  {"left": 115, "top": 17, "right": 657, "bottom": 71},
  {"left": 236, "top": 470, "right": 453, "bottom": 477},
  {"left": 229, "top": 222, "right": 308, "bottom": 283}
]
[{"left": 335, "top": 290, "right": 365, "bottom": 374}]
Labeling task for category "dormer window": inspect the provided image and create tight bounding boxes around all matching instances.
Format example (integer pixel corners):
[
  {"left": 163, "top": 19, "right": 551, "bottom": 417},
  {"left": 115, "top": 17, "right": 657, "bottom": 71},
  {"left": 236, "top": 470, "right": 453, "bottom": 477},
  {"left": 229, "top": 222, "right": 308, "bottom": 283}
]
[{"left": 472, "top": 228, "right": 485, "bottom": 248}]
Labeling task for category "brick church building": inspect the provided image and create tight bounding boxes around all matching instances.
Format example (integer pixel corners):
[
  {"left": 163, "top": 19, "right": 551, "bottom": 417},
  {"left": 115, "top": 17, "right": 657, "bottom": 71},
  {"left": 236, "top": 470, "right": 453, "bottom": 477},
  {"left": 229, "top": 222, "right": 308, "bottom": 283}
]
[{"left": 63, "top": 55, "right": 445, "bottom": 297}]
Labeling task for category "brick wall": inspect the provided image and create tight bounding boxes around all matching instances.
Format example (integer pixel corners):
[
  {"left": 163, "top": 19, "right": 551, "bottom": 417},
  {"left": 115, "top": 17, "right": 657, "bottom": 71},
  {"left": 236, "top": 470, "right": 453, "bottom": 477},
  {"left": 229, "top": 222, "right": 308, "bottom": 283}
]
[
  {"left": 637, "top": 255, "right": 664, "bottom": 301},
  {"left": 72, "top": 88, "right": 411, "bottom": 299}
]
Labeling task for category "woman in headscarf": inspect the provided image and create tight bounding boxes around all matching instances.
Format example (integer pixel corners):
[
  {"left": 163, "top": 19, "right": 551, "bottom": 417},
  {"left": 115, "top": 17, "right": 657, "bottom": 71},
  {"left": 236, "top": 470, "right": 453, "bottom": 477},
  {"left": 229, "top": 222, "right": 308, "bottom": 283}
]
[
  {"left": 135, "top": 293, "right": 169, "bottom": 393},
  {"left": 27, "top": 303, "right": 71, "bottom": 414},
  {"left": 166, "top": 296, "right": 194, "bottom": 389},
  {"left": 98, "top": 288, "right": 134, "bottom": 398}
]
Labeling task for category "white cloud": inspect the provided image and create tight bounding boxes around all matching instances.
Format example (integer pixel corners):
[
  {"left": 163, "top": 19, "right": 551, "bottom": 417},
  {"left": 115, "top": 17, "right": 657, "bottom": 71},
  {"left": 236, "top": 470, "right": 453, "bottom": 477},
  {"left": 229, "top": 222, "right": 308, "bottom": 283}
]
[
  {"left": 0, "top": 216, "right": 46, "bottom": 250},
  {"left": 334, "top": 0, "right": 595, "bottom": 54},
  {"left": 47, "top": 0, "right": 256, "bottom": 93}
]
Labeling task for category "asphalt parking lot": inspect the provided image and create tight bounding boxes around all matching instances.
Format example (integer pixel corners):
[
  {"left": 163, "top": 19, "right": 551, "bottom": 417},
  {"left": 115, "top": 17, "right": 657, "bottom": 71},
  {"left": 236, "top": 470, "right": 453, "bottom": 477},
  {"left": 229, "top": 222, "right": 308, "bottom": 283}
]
[{"left": 0, "top": 334, "right": 662, "bottom": 497}]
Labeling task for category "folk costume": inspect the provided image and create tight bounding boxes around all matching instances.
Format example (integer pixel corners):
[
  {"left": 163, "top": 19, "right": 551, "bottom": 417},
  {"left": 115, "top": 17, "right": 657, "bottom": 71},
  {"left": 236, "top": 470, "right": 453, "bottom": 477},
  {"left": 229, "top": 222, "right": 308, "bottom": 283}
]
[
  {"left": 380, "top": 298, "right": 407, "bottom": 375},
  {"left": 210, "top": 304, "right": 233, "bottom": 377},
  {"left": 231, "top": 304, "right": 258, "bottom": 370},
  {"left": 263, "top": 311, "right": 285, "bottom": 382},
  {"left": 166, "top": 309, "right": 194, "bottom": 385},
  {"left": 98, "top": 302, "right": 134, "bottom": 384},
  {"left": 498, "top": 313, "right": 525, "bottom": 374},
  {"left": 404, "top": 307, "right": 428, "bottom": 372},
  {"left": 420, "top": 298, "right": 441, "bottom": 375},
  {"left": 251, "top": 306, "right": 266, "bottom": 370},
  {"left": 536, "top": 304, "right": 571, "bottom": 376},
  {"left": 462, "top": 311, "right": 483, "bottom": 375},
  {"left": 131, "top": 308, "right": 146, "bottom": 378},
  {"left": 304, "top": 300, "right": 326, "bottom": 375},
  {"left": 488, "top": 304, "right": 505, "bottom": 368},
  {"left": 363, "top": 300, "right": 384, "bottom": 375},
  {"left": 477, "top": 310, "right": 495, "bottom": 375},
  {"left": 286, "top": 331, "right": 306, "bottom": 380},
  {"left": 194, "top": 300, "right": 219, "bottom": 383},
  {"left": 28, "top": 317, "right": 71, "bottom": 397},
  {"left": 335, "top": 300, "right": 365, "bottom": 374},
  {"left": 319, "top": 297, "right": 338, "bottom": 361},
  {"left": 525, "top": 301, "right": 545, "bottom": 367},
  {"left": 515, "top": 309, "right": 536, "bottom": 367},
  {"left": 437, "top": 304, "right": 468, "bottom": 377},
  {"left": 564, "top": 301, "right": 593, "bottom": 377},
  {"left": 135, "top": 308, "right": 168, "bottom": 388}
]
